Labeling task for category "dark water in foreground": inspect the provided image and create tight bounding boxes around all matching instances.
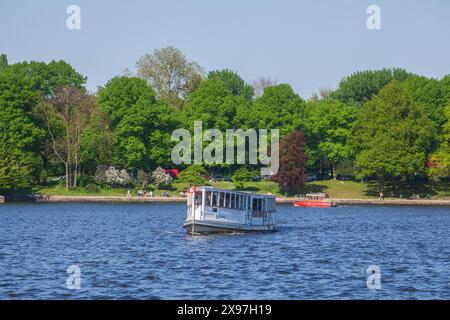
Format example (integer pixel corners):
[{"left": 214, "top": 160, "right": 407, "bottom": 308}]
[{"left": 0, "top": 203, "right": 449, "bottom": 299}]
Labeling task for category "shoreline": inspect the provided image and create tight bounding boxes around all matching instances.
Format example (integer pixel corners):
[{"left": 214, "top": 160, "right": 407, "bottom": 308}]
[{"left": 1, "top": 195, "right": 450, "bottom": 206}]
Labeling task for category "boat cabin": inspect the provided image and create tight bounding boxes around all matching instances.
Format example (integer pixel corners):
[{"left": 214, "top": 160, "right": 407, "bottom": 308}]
[{"left": 303, "top": 193, "right": 329, "bottom": 200}]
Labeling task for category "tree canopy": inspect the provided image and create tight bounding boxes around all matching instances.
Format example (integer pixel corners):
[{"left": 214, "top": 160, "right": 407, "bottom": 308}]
[
  {"left": 1, "top": 50, "right": 449, "bottom": 193},
  {"left": 207, "top": 69, "right": 254, "bottom": 100},
  {"left": 353, "top": 81, "right": 436, "bottom": 185},
  {"left": 332, "top": 68, "right": 411, "bottom": 106},
  {"left": 136, "top": 46, "right": 203, "bottom": 108}
]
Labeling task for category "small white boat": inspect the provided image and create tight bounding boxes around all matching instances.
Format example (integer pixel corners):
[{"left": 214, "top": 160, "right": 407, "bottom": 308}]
[{"left": 183, "top": 186, "right": 277, "bottom": 234}]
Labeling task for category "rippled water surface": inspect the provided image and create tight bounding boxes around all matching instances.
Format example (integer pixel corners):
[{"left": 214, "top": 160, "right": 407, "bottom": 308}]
[{"left": 0, "top": 202, "right": 449, "bottom": 299}]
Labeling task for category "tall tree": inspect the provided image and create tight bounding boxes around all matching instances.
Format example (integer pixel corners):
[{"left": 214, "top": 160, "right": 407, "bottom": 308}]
[
  {"left": 5, "top": 60, "right": 86, "bottom": 97},
  {"left": 0, "top": 70, "right": 44, "bottom": 189},
  {"left": 332, "top": 68, "right": 411, "bottom": 106},
  {"left": 238, "top": 84, "right": 305, "bottom": 137},
  {"left": 353, "top": 81, "right": 435, "bottom": 187},
  {"left": 98, "top": 76, "right": 178, "bottom": 170},
  {"left": 136, "top": 47, "right": 204, "bottom": 108},
  {"left": 306, "top": 99, "right": 357, "bottom": 178},
  {"left": 272, "top": 130, "right": 308, "bottom": 195},
  {"left": 404, "top": 75, "right": 450, "bottom": 143},
  {"left": 36, "top": 86, "right": 101, "bottom": 189},
  {"left": 182, "top": 79, "right": 248, "bottom": 131},
  {"left": 207, "top": 69, "right": 254, "bottom": 100},
  {"left": 429, "top": 103, "right": 450, "bottom": 180}
]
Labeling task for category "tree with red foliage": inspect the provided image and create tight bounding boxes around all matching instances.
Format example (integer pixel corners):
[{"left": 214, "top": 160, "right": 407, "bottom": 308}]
[{"left": 272, "top": 130, "right": 308, "bottom": 195}]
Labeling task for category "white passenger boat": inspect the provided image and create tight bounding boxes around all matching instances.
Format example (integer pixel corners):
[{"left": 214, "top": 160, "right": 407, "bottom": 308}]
[{"left": 183, "top": 186, "right": 277, "bottom": 234}]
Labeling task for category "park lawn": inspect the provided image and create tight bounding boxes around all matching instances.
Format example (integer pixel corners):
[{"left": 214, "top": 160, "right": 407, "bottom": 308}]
[
  {"left": 300, "top": 180, "right": 373, "bottom": 199},
  {"left": 36, "top": 185, "right": 131, "bottom": 196},
  {"left": 35, "top": 179, "right": 449, "bottom": 199}
]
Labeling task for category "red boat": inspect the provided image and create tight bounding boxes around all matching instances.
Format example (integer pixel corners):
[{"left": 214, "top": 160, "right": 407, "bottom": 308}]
[{"left": 293, "top": 193, "right": 336, "bottom": 208}]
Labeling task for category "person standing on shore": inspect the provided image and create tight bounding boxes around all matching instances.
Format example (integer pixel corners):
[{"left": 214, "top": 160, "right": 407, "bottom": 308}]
[
  {"left": 127, "top": 188, "right": 131, "bottom": 199},
  {"left": 379, "top": 191, "right": 384, "bottom": 201}
]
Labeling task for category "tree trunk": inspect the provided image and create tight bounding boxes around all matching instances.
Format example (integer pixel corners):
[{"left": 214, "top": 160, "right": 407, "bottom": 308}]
[
  {"left": 330, "top": 163, "right": 334, "bottom": 179},
  {"left": 65, "top": 162, "right": 69, "bottom": 190},
  {"left": 73, "top": 164, "right": 78, "bottom": 188}
]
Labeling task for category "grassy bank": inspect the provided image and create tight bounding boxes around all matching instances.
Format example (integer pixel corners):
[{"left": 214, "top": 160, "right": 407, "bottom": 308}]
[{"left": 33, "top": 179, "right": 449, "bottom": 199}]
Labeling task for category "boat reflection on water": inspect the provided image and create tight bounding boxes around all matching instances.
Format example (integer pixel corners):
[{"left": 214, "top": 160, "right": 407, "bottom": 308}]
[{"left": 183, "top": 186, "right": 277, "bottom": 235}]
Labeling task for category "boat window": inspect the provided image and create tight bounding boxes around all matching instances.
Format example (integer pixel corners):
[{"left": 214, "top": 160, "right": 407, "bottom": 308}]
[
  {"left": 195, "top": 192, "right": 202, "bottom": 204},
  {"left": 252, "top": 198, "right": 257, "bottom": 211},
  {"left": 220, "top": 192, "right": 225, "bottom": 207},
  {"left": 205, "top": 191, "right": 211, "bottom": 206},
  {"left": 212, "top": 191, "right": 218, "bottom": 207},
  {"left": 235, "top": 194, "right": 240, "bottom": 210},
  {"left": 225, "top": 193, "right": 230, "bottom": 208},
  {"left": 231, "top": 193, "right": 236, "bottom": 209},
  {"left": 252, "top": 198, "right": 264, "bottom": 211},
  {"left": 240, "top": 195, "right": 244, "bottom": 210}
]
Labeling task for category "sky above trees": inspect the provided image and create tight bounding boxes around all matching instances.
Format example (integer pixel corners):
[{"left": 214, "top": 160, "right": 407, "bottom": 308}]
[{"left": 1, "top": 0, "right": 450, "bottom": 98}]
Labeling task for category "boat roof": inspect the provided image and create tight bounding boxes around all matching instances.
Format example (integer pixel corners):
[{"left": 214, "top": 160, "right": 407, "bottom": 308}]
[
  {"left": 196, "top": 186, "right": 276, "bottom": 199},
  {"left": 305, "top": 193, "right": 329, "bottom": 197}
]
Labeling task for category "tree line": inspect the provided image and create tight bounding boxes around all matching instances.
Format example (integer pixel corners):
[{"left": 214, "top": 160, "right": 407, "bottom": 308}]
[{"left": 0, "top": 47, "right": 449, "bottom": 194}]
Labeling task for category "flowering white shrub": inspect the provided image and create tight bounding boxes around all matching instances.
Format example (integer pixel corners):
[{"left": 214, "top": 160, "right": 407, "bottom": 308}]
[
  {"left": 104, "top": 166, "right": 131, "bottom": 186},
  {"left": 151, "top": 166, "right": 173, "bottom": 187}
]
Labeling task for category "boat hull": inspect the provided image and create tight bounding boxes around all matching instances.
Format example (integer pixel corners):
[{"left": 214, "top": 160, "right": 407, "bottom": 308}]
[
  {"left": 293, "top": 200, "right": 335, "bottom": 208},
  {"left": 183, "top": 220, "right": 277, "bottom": 234}
]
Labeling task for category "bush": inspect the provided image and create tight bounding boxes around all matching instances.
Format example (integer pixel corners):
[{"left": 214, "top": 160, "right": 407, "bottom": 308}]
[
  {"left": 78, "top": 175, "right": 95, "bottom": 187},
  {"left": 177, "top": 165, "right": 207, "bottom": 186},
  {"left": 84, "top": 183, "right": 100, "bottom": 193},
  {"left": 151, "top": 166, "right": 173, "bottom": 188},
  {"left": 105, "top": 167, "right": 131, "bottom": 186},
  {"left": 232, "top": 167, "right": 256, "bottom": 190}
]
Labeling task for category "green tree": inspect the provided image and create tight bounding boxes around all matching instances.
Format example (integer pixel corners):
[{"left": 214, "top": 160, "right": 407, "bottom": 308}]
[
  {"left": 98, "top": 76, "right": 156, "bottom": 126},
  {"left": 353, "top": 81, "right": 435, "bottom": 187},
  {"left": 98, "top": 76, "right": 178, "bottom": 170},
  {"left": 177, "top": 165, "right": 207, "bottom": 186},
  {"left": 239, "top": 84, "right": 305, "bottom": 137},
  {"left": 5, "top": 60, "right": 86, "bottom": 97},
  {"left": 429, "top": 103, "right": 450, "bottom": 180},
  {"left": 306, "top": 99, "right": 357, "bottom": 178},
  {"left": 207, "top": 69, "right": 254, "bottom": 100},
  {"left": 332, "top": 68, "right": 411, "bottom": 106},
  {"left": 182, "top": 79, "right": 248, "bottom": 130},
  {"left": 0, "top": 54, "right": 8, "bottom": 72},
  {"left": 0, "top": 69, "right": 44, "bottom": 189},
  {"left": 231, "top": 167, "right": 256, "bottom": 190},
  {"left": 404, "top": 75, "right": 450, "bottom": 149},
  {"left": 36, "top": 86, "right": 102, "bottom": 189}
]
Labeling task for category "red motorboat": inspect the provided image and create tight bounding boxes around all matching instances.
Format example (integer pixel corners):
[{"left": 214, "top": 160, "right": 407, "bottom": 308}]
[{"left": 293, "top": 193, "right": 336, "bottom": 208}]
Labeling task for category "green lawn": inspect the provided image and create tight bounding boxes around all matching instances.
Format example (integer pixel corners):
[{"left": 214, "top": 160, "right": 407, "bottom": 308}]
[{"left": 34, "top": 179, "right": 449, "bottom": 199}]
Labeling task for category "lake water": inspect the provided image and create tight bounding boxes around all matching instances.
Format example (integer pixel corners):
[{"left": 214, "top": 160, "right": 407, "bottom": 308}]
[{"left": 0, "top": 202, "right": 449, "bottom": 299}]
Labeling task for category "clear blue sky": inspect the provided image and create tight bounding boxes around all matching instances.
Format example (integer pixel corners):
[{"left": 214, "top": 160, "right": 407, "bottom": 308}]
[{"left": 1, "top": 0, "right": 449, "bottom": 98}]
